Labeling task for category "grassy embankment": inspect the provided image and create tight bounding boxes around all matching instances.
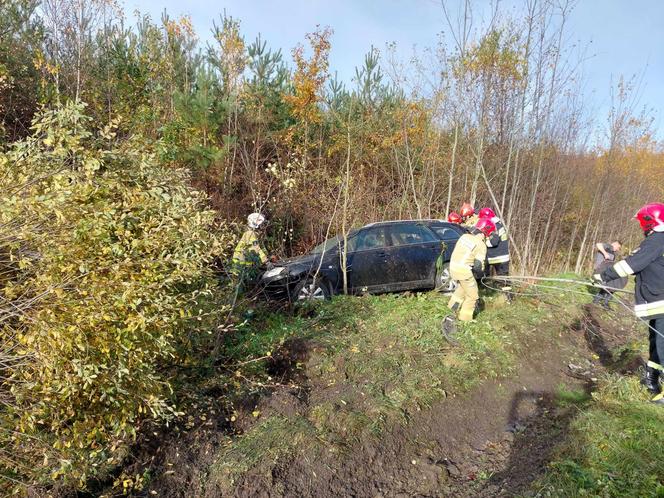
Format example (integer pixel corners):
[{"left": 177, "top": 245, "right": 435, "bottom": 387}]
[
  {"left": 536, "top": 374, "right": 664, "bottom": 497},
  {"left": 196, "top": 276, "right": 663, "bottom": 496},
  {"left": 533, "top": 279, "right": 664, "bottom": 497},
  {"left": 209, "top": 279, "right": 587, "bottom": 489}
]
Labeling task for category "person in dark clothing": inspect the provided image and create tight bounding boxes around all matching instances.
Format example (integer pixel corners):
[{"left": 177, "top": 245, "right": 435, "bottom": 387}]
[
  {"left": 479, "top": 207, "right": 512, "bottom": 301},
  {"left": 594, "top": 203, "right": 664, "bottom": 404},
  {"left": 592, "top": 240, "right": 626, "bottom": 308}
]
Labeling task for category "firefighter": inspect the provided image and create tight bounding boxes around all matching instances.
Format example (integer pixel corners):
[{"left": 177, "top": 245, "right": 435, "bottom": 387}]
[
  {"left": 479, "top": 207, "right": 512, "bottom": 301},
  {"left": 591, "top": 240, "right": 625, "bottom": 309},
  {"left": 448, "top": 212, "right": 462, "bottom": 224},
  {"left": 442, "top": 218, "right": 496, "bottom": 337},
  {"left": 232, "top": 213, "right": 269, "bottom": 286},
  {"left": 593, "top": 203, "right": 664, "bottom": 404},
  {"left": 460, "top": 202, "right": 479, "bottom": 228}
]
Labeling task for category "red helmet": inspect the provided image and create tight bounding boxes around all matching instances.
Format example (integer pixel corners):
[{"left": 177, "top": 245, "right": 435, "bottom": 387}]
[
  {"left": 475, "top": 218, "right": 496, "bottom": 237},
  {"left": 460, "top": 203, "right": 474, "bottom": 218},
  {"left": 448, "top": 212, "right": 462, "bottom": 223},
  {"left": 478, "top": 207, "right": 496, "bottom": 219},
  {"left": 635, "top": 203, "right": 664, "bottom": 233}
]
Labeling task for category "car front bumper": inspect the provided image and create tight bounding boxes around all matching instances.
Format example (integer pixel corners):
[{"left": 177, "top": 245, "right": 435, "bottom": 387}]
[{"left": 258, "top": 272, "right": 304, "bottom": 301}]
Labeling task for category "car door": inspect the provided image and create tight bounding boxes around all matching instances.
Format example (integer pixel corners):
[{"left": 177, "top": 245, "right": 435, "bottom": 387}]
[
  {"left": 385, "top": 223, "right": 441, "bottom": 290},
  {"left": 429, "top": 223, "right": 465, "bottom": 261},
  {"left": 345, "top": 226, "right": 392, "bottom": 293}
]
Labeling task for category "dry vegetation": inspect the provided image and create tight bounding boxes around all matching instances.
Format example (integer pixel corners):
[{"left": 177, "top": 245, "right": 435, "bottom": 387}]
[{"left": 1, "top": 0, "right": 663, "bottom": 495}]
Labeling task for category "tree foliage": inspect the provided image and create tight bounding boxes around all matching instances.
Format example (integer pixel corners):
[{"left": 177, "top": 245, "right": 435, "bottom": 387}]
[
  {"left": 0, "top": 0, "right": 663, "bottom": 493},
  {"left": 0, "top": 0, "right": 43, "bottom": 141},
  {"left": 0, "top": 102, "right": 225, "bottom": 490}
]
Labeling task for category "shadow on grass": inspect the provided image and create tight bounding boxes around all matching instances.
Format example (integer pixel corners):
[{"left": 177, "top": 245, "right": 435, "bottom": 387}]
[
  {"left": 573, "top": 304, "right": 643, "bottom": 374},
  {"left": 479, "top": 304, "right": 643, "bottom": 495},
  {"left": 484, "top": 387, "right": 591, "bottom": 495}
]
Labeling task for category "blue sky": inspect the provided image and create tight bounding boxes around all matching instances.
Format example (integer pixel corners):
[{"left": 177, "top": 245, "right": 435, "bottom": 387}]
[{"left": 128, "top": 0, "right": 664, "bottom": 139}]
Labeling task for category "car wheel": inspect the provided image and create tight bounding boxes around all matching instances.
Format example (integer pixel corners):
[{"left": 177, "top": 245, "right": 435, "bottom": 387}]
[
  {"left": 435, "top": 263, "right": 457, "bottom": 293},
  {"left": 293, "top": 276, "right": 331, "bottom": 303}
]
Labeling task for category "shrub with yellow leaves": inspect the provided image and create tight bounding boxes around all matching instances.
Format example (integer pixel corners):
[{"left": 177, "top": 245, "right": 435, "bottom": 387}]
[{"left": 0, "top": 102, "right": 226, "bottom": 493}]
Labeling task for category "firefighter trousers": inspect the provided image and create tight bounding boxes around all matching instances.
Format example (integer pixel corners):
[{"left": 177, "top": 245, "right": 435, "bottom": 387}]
[
  {"left": 489, "top": 262, "right": 510, "bottom": 286},
  {"left": 649, "top": 318, "right": 664, "bottom": 372},
  {"left": 448, "top": 275, "right": 479, "bottom": 321}
]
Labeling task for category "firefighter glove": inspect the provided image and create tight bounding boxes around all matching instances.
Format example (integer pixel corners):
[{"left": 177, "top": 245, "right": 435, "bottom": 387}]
[{"left": 472, "top": 259, "right": 484, "bottom": 279}]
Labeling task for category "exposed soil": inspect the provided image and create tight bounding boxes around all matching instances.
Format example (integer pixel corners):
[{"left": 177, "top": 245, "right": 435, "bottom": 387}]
[
  {"left": 100, "top": 303, "right": 643, "bottom": 498},
  {"left": 220, "top": 304, "right": 641, "bottom": 498}
]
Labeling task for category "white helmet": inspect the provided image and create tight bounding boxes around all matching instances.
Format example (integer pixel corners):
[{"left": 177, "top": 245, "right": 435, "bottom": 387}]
[{"left": 247, "top": 212, "right": 266, "bottom": 229}]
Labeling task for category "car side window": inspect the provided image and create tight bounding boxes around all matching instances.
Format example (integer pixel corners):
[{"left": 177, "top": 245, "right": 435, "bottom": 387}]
[
  {"left": 432, "top": 226, "right": 461, "bottom": 241},
  {"left": 355, "top": 227, "right": 387, "bottom": 251},
  {"left": 345, "top": 234, "right": 358, "bottom": 252},
  {"left": 389, "top": 224, "right": 437, "bottom": 246}
]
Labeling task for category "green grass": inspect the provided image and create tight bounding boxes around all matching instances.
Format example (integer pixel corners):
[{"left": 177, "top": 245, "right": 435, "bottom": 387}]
[
  {"left": 537, "top": 375, "right": 664, "bottom": 497},
  {"left": 555, "top": 385, "right": 592, "bottom": 408},
  {"left": 209, "top": 285, "right": 588, "bottom": 489},
  {"left": 206, "top": 274, "right": 664, "bottom": 496}
]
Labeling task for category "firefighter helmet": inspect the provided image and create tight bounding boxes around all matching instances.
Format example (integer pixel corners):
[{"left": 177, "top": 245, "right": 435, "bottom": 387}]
[
  {"left": 635, "top": 203, "right": 664, "bottom": 233},
  {"left": 448, "top": 212, "right": 462, "bottom": 223},
  {"left": 475, "top": 218, "right": 496, "bottom": 237},
  {"left": 460, "top": 203, "right": 475, "bottom": 218},
  {"left": 479, "top": 207, "right": 496, "bottom": 219},
  {"left": 247, "top": 212, "right": 266, "bottom": 229}
]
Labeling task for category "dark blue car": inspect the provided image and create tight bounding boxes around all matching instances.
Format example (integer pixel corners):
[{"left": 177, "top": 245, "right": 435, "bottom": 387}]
[{"left": 259, "top": 220, "right": 467, "bottom": 302}]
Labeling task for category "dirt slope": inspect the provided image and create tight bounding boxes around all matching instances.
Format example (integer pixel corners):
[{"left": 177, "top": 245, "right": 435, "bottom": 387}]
[
  {"left": 209, "top": 305, "right": 638, "bottom": 498},
  {"left": 104, "top": 298, "right": 642, "bottom": 498}
]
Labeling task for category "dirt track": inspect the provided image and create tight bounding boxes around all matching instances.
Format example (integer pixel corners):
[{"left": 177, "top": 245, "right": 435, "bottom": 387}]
[
  {"left": 103, "top": 303, "right": 641, "bottom": 498},
  {"left": 214, "top": 305, "right": 639, "bottom": 498}
]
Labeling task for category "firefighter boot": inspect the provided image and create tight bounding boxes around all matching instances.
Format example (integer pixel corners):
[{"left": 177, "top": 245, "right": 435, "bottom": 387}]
[
  {"left": 441, "top": 316, "right": 458, "bottom": 343},
  {"left": 642, "top": 366, "right": 661, "bottom": 395},
  {"left": 651, "top": 392, "right": 664, "bottom": 405},
  {"left": 601, "top": 293, "right": 612, "bottom": 310}
]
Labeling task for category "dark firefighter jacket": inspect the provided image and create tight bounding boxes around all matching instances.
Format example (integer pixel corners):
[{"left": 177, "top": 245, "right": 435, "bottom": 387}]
[
  {"left": 599, "top": 231, "right": 664, "bottom": 319},
  {"left": 486, "top": 216, "right": 510, "bottom": 264}
]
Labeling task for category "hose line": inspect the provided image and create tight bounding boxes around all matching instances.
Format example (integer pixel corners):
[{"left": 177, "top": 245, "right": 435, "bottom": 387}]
[
  {"left": 480, "top": 274, "right": 664, "bottom": 342},
  {"left": 496, "top": 275, "right": 632, "bottom": 294}
]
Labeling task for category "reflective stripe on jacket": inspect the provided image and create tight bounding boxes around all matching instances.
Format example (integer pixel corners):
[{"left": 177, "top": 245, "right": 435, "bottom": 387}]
[
  {"left": 486, "top": 216, "right": 510, "bottom": 264},
  {"left": 450, "top": 233, "right": 487, "bottom": 278},
  {"left": 600, "top": 231, "right": 664, "bottom": 319},
  {"left": 232, "top": 229, "right": 268, "bottom": 264}
]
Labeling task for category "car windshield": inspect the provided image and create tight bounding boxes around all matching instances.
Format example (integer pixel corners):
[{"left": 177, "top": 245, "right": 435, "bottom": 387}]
[{"left": 310, "top": 232, "right": 355, "bottom": 254}]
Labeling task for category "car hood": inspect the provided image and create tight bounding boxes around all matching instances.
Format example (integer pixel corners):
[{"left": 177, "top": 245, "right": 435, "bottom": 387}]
[
  {"left": 277, "top": 251, "right": 339, "bottom": 270},
  {"left": 278, "top": 253, "right": 319, "bottom": 268}
]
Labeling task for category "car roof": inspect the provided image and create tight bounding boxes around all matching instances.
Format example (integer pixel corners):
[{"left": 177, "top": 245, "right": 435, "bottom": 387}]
[{"left": 363, "top": 219, "right": 451, "bottom": 228}]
